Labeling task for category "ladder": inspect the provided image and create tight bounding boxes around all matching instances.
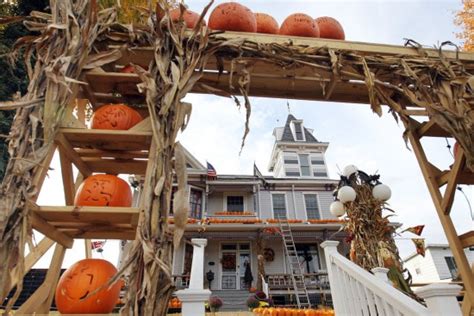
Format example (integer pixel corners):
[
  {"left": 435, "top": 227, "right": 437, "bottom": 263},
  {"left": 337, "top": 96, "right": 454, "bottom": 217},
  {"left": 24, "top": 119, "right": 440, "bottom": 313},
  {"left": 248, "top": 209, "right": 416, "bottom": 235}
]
[{"left": 277, "top": 217, "right": 312, "bottom": 308}]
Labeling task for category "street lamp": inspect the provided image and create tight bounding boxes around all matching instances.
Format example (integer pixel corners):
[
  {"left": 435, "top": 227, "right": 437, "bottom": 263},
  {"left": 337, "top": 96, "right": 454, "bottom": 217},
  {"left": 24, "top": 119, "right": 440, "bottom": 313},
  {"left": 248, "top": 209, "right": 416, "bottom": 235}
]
[{"left": 329, "top": 165, "right": 392, "bottom": 217}]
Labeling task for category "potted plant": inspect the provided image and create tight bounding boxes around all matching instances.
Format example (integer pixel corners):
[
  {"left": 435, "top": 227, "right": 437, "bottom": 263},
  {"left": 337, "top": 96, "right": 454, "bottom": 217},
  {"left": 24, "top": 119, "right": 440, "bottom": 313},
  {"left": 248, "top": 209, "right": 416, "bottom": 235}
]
[{"left": 208, "top": 296, "right": 223, "bottom": 313}]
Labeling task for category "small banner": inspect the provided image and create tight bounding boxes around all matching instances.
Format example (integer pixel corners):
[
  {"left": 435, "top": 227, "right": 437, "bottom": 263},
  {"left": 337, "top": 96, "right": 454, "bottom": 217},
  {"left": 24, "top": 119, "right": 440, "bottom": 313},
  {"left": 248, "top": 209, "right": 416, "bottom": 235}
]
[
  {"left": 91, "top": 240, "right": 105, "bottom": 252},
  {"left": 402, "top": 225, "right": 425, "bottom": 236},
  {"left": 412, "top": 238, "right": 425, "bottom": 257}
]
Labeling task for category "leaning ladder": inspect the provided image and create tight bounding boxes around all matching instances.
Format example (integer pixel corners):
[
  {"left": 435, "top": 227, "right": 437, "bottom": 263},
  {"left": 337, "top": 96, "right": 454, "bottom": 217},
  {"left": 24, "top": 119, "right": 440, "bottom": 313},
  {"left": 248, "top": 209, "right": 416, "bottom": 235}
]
[{"left": 277, "top": 217, "right": 312, "bottom": 308}]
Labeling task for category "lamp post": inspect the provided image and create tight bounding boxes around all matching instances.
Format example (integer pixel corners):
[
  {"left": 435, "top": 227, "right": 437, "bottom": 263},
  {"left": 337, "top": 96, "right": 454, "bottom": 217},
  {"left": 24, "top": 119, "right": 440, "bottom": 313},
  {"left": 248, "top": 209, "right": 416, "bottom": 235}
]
[{"left": 329, "top": 165, "right": 416, "bottom": 298}]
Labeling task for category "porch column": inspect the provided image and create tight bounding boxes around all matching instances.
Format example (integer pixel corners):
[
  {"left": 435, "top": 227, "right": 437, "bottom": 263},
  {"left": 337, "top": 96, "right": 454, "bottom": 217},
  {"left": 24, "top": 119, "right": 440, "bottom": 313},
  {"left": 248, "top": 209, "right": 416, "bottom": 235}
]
[{"left": 176, "top": 238, "right": 211, "bottom": 316}]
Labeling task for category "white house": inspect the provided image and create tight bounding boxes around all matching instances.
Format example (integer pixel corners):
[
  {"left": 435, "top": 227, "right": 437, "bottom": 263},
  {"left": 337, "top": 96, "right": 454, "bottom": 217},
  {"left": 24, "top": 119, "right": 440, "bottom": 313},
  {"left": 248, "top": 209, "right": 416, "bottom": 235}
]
[{"left": 403, "top": 244, "right": 474, "bottom": 284}]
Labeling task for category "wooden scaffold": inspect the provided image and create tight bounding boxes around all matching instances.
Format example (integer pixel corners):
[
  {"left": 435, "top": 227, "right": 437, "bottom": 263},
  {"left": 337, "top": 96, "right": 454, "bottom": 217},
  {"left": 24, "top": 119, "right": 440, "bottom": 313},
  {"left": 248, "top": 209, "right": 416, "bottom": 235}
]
[{"left": 0, "top": 1, "right": 473, "bottom": 315}]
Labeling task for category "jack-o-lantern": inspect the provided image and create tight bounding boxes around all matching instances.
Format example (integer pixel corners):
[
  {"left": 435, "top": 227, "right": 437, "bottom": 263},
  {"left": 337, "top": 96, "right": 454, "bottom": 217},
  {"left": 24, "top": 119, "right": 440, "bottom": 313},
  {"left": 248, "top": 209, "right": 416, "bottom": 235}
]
[
  {"left": 279, "top": 13, "right": 320, "bottom": 38},
  {"left": 55, "top": 259, "right": 122, "bottom": 314},
  {"left": 315, "top": 16, "right": 345, "bottom": 40},
  {"left": 255, "top": 13, "right": 279, "bottom": 34},
  {"left": 208, "top": 2, "right": 257, "bottom": 33},
  {"left": 91, "top": 104, "right": 143, "bottom": 130},
  {"left": 170, "top": 8, "right": 203, "bottom": 28},
  {"left": 74, "top": 174, "right": 132, "bottom": 207}
]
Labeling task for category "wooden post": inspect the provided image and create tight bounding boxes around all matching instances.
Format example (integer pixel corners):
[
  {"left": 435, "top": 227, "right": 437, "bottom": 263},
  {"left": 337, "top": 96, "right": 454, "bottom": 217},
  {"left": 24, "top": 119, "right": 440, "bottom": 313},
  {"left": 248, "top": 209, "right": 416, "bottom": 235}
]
[
  {"left": 405, "top": 121, "right": 474, "bottom": 314},
  {"left": 16, "top": 243, "right": 67, "bottom": 314}
]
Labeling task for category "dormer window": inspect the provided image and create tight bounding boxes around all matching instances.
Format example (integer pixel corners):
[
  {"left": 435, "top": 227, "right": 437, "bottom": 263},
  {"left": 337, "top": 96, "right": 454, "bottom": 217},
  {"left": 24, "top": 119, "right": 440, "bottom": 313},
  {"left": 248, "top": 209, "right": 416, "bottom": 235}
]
[{"left": 290, "top": 120, "right": 305, "bottom": 141}]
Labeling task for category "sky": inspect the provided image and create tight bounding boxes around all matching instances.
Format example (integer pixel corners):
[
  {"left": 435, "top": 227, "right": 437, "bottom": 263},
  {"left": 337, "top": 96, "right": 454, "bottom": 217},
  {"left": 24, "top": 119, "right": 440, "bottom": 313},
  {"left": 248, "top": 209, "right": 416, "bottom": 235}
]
[{"left": 34, "top": 0, "right": 473, "bottom": 268}]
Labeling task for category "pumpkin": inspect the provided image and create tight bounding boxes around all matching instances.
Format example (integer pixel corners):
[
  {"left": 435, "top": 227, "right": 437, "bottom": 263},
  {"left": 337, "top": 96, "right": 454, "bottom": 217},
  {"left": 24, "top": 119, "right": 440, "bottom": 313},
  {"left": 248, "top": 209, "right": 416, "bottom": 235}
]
[
  {"left": 55, "top": 259, "right": 122, "bottom": 314},
  {"left": 74, "top": 174, "right": 132, "bottom": 207},
  {"left": 91, "top": 104, "right": 143, "bottom": 130},
  {"left": 255, "top": 13, "right": 279, "bottom": 34},
  {"left": 208, "top": 2, "right": 257, "bottom": 32},
  {"left": 279, "top": 13, "right": 320, "bottom": 37},
  {"left": 169, "top": 8, "right": 203, "bottom": 28},
  {"left": 315, "top": 16, "right": 345, "bottom": 40}
]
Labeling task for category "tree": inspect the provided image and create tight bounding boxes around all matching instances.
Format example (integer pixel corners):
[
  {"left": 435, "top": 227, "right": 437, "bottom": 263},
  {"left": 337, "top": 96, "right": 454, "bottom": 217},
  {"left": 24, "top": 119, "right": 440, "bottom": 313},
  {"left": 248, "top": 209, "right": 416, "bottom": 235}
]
[
  {"left": 0, "top": 0, "right": 49, "bottom": 180},
  {"left": 455, "top": 0, "right": 473, "bottom": 51}
]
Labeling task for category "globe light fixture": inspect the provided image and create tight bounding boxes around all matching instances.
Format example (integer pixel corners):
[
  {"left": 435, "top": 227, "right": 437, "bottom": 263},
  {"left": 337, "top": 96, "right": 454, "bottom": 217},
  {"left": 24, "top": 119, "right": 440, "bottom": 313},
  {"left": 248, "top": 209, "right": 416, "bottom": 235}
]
[
  {"left": 342, "top": 164, "right": 358, "bottom": 177},
  {"left": 330, "top": 201, "right": 345, "bottom": 217},
  {"left": 372, "top": 183, "right": 391, "bottom": 201},
  {"left": 337, "top": 186, "right": 356, "bottom": 203}
]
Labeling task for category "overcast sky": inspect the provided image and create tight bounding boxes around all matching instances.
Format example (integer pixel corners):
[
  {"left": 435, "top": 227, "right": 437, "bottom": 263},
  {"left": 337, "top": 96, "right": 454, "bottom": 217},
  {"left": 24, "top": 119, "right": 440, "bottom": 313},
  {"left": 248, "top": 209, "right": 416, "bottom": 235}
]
[{"left": 35, "top": 0, "right": 472, "bottom": 268}]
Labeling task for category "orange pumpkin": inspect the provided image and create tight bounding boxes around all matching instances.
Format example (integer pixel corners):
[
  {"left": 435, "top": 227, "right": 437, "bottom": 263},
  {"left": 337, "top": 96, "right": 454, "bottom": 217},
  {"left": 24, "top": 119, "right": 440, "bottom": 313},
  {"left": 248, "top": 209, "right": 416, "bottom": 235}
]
[
  {"left": 91, "top": 104, "right": 143, "bottom": 130},
  {"left": 315, "top": 16, "right": 345, "bottom": 40},
  {"left": 279, "top": 13, "right": 320, "bottom": 37},
  {"left": 255, "top": 13, "right": 279, "bottom": 34},
  {"left": 55, "top": 259, "right": 122, "bottom": 314},
  {"left": 208, "top": 2, "right": 257, "bottom": 32},
  {"left": 74, "top": 174, "right": 132, "bottom": 207},
  {"left": 170, "top": 8, "right": 203, "bottom": 28}
]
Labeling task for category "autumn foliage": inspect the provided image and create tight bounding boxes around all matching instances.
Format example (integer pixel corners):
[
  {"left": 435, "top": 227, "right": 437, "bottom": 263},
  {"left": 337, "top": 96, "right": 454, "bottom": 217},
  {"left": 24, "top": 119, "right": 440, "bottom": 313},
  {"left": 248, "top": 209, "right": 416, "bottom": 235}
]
[{"left": 455, "top": 0, "right": 473, "bottom": 51}]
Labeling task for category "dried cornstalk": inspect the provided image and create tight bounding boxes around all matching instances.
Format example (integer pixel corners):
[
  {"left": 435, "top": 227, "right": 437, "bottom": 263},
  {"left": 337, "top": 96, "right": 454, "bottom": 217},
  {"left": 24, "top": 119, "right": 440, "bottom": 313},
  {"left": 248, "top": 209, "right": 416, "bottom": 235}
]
[{"left": 0, "top": 1, "right": 117, "bottom": 312}]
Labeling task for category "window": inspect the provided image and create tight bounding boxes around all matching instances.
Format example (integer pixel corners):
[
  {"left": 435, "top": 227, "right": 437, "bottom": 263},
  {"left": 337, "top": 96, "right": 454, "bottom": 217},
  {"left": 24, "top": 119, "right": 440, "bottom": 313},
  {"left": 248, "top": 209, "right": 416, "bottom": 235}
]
[
  {"left": 311, "top": 159, "right": 325, "bottom": 165},
  {"left": 295, "top": 244, "right": 320, "bottom": 273},
  {"left": 284, "top": 158, "right": 299, "bottom": 164},
  {"left": 293, "top": 122, "right": 304, "bottom": 141},
  {"left": 227, "top": 196, "right": 244, "bottom": 212},
  {"left": 445, "top": 257, "right": 458, "bottom": 279},
  {"left": 285, "top": 170, "right": 301, "bottom": 177},
  {"left": 313, "top": 171, "right": 327, "bottom": 177},
  {"left": 272, "top": 194, "right": 287, "bottom": 219},
  {"left": 299, "top": 154, "right": 311, "bottom": 176},
  {"left": 304, "top": 194, "right": 320, "bottom": 219},
  {"left": 189, "top": 188, "right": 203, "bottom": 219}
]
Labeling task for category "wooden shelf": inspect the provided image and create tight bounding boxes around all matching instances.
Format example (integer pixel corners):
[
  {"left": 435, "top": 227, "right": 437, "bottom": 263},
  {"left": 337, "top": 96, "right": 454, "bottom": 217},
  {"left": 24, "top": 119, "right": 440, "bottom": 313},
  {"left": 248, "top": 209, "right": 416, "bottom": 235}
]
[{"left": 34, "top": 206, "right": 139, "bottom": 240}]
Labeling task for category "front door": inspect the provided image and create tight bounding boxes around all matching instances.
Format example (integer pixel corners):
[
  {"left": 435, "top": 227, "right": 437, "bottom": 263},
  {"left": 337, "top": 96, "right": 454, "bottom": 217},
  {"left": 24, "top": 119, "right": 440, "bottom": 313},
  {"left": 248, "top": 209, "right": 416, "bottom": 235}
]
[{"left": 220, "top": 243, "right": 251, "bottom": 290}]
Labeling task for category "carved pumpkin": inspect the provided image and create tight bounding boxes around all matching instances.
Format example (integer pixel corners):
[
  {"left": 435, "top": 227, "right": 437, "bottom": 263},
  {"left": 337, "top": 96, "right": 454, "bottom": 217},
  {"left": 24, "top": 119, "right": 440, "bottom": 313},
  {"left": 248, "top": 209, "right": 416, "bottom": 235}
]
[
  {"left": 55, "top": 259, "right": 122, "bottom": 314},
  {"left": 315, "top": 16, "right": 345, "bottom": 40},
  {"left": 170, "top": 8, "right": 203, "bottom": 28},
  {"left": 279, "top": 13, "right": 320, "bottom": 38},
  {"left": 74, "top": 174, "right": 132, "bottom": 207},
  {"left": 91, "top": 104, "right": 143, "bottom": 130},
  {"left": 255, "top": 13, "right": 279, "bottom": 34},
  {"left": 208, "top": 2, "right": 257, "bottom": 33}
]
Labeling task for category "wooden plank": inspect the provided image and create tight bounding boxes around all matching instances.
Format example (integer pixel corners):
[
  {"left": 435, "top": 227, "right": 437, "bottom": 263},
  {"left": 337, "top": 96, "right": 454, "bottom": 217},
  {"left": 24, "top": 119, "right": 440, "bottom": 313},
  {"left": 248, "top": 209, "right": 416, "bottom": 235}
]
[
  {"left": 76, "top": 148, "right": 149, "bottom": 159},
  {"left": 405, "top": 121, "right": 474, "bottom": 308},
  {"left": 129, "top": 116, "right": 151, "bottom": 132},
  {"left": 30, "top": 212, "right": 74, "bottom": 249},
  {"left": 114, "top": 31, "right": 474, "bottom": 64},
  {"left": 85, "top": 239, "right": 93, "bottom": 258},
  {"left": 17, "top": 243, "right": 66, "bottom": 314},
  {"left": 59, "top": 150, "right": 76, "bottom": 205},
  {"left": 437, "top": 170, "right": 474, "bottom": 186},
  {"left": 441, "top": 147, "right": 466, "bottom": 214},
  {"left": 82, "top": 158, "right": 148, "bottom": 175},
  {"left": 8, "top": 238, "right": 56, "bottom": 294},
  {"left": 36, "top": 205, "right": 139, "bottom": 225},
  {"left": 58, "top": 228, "right": 136, "bottom": 240},
  {"left": 459, "top": 231, "right": 474, "bottom": 248},
  {"left": 416, "top": 120, "right": 450, "bottom": 138},
  {"left": 56, "top": 133, "right": 93, "bottom": 177},
  {"left": 60, "top": 128, "right": 152, "bottom": 151}
]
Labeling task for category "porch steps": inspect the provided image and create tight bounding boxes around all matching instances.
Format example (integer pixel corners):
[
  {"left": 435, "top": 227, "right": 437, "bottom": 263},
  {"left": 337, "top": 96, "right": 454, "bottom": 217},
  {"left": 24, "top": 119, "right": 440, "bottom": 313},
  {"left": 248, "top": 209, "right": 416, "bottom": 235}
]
[{"left": 211, "top": 290, "right": 250, "bottom": 311}]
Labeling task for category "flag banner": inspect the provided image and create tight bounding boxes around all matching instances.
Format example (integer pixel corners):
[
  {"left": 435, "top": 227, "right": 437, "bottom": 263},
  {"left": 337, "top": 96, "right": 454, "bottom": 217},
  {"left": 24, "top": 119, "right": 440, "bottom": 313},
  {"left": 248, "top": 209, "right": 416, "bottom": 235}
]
[
  {"left": 207, "top": 162, "right": 217, "bottom": 179},
  {"left": 91, "top": 241, "right": 105, "bottom": 250},
  {"left": 412, "top": 238, "right": 425, "bottom": 257},
  {"left": 402, "top": 225, "right": 425, "bottom": 236}
]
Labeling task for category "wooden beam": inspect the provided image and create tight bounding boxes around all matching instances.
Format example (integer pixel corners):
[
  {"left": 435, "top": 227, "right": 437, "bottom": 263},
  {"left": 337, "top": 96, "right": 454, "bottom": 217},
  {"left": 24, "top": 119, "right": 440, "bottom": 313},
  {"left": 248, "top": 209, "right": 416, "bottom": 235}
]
[
  {"left": 58, "top": 228, "right": 136, "bottom": 240},
  {"left": 437, "top": 170, "right": 474, "bottom": 186},
  {"left": 416, "top": 120, "right": 450, "bottom": 138},
  {"left": 59, "top": 150, "right": 76, "bottom": 205},
  {"left": 459, "top": 231, "right": 474, "bottom": 248},
  {"left": 405, "top": 121, "right": 474, "bottom": 309},
  {"left": 56, "top": 133, "right": 92, "bottom": 177},
  {"left": 114, "top": 31, "right": 474, "bottom": 64},
  {"left": 81, "top": 158, "right": 147, "bottom": 175},
  {"left": 8, "top": 238, "right": 55, "bottom": 293},
  {"left": 31, "top": 212, "right": 74, "bottom": 248},
  {"left": 441, "top": 147, "right": 466, "bottom": 214},
  {"left": 129, "top": 116, "right": 151, "bottom": 132},
  {"left": 16, "top": 243, "right": 66, "bottom": 314},
  {"left": 76, "top": 148, "right": 149, "bottom": 159}
]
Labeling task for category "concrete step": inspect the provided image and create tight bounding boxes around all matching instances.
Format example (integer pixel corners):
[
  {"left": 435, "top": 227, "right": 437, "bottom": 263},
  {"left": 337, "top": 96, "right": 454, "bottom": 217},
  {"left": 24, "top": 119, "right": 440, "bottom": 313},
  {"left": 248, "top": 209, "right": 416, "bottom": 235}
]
[{"left": 211, "top": 290, "right": 251, "bottom": 311}]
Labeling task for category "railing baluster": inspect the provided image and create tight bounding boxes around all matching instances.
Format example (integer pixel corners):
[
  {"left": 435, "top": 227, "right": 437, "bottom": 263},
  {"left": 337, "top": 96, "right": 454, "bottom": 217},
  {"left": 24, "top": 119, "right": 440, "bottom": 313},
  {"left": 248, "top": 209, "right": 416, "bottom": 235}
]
[
  {"left": 363, "top": 287, "right": 377, "bottom": 316},
  {"left": 355, "top": 279, "right": 371, "bottom": 316}
]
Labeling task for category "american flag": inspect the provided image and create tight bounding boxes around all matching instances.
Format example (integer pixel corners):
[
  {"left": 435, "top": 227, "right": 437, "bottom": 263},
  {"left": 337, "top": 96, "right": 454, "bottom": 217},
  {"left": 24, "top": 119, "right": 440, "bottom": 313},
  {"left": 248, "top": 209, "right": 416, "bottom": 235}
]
[
  {"left": 207, "top": 162, "right": 217, "bottom": 178},
  {"left": 91, "top": 241, "right": 105, "bottom": 250}
]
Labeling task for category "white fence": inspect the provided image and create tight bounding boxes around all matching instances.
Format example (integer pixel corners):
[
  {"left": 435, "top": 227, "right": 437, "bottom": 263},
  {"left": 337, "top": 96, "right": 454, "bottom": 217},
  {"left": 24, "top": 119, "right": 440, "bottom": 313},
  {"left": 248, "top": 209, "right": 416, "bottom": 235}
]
[{"left": 321, "top": 241, "right": 462, "bottom": 316}]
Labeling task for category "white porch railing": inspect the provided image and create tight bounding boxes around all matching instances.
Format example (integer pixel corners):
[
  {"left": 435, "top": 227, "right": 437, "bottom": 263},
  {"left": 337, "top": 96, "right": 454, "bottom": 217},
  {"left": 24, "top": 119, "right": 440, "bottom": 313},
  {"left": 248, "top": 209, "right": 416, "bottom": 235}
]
[
  {"left": 262, "top": 275, "right": 269, "bottom": 298},
  {"left": 321, "top": 241, "right": 462, "bottom": 316}
]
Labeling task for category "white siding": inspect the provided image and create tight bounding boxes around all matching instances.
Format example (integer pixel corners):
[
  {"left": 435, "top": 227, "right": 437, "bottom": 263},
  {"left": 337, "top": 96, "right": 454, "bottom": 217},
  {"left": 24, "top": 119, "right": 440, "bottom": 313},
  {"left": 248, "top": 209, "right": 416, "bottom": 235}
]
[
  {"left": 294, "top": 192, "right": 306, "bottom": 220},
  {"left": 318, "top": 191, "right": 337, "bottom": 219},
  {"left": 264, "top": 241, "right": 286, "bottom": 274},
  {"left": 429, "top": 247, "right": 474, "bottom": 280}
]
